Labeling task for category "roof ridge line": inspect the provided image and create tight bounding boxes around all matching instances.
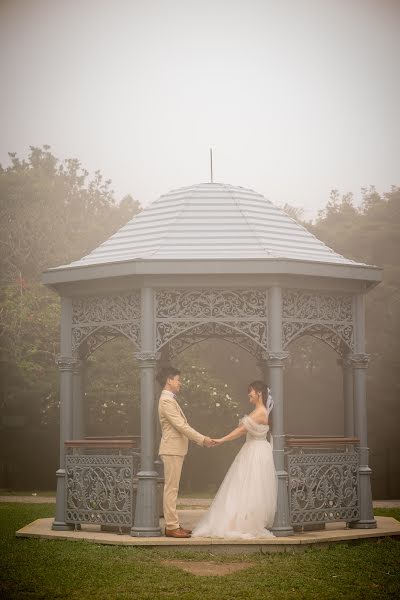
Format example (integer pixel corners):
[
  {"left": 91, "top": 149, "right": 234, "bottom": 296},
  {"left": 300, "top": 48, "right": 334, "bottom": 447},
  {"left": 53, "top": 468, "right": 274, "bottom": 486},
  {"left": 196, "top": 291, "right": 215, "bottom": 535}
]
[{"left": 225, "top": 184, "right": 275, "bottom": 258}]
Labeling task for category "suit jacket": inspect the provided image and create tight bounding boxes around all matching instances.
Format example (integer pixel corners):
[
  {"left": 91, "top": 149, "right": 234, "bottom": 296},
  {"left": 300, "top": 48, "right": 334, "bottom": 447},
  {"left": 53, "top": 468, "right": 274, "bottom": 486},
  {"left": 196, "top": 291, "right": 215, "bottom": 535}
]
[{"left": 158, "top": 391, "right": 205, "bottom": 456}]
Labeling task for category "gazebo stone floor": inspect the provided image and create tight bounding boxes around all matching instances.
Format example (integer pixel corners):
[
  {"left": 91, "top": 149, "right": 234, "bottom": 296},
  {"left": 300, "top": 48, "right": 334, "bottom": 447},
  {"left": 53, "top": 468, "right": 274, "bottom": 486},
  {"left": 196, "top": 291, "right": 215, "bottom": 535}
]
[{"left": 15, "top": 510, "right": 400, "bottom": 554}]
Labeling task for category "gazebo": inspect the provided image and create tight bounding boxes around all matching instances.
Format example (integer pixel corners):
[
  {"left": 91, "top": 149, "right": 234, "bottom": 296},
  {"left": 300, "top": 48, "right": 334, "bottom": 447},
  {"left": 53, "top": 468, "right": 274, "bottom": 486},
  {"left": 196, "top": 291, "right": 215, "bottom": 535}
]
[{"left": 42, "top": 182, "right": 382, "bottom": 537}]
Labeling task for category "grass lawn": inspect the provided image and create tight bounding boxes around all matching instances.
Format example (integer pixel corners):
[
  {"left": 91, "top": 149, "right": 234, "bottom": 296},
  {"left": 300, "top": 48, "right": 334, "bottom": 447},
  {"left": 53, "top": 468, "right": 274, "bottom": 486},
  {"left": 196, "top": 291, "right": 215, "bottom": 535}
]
[
  {"left": 0, "top": 489, "right": 56, "bottom": 497},
  {"left": 0, "top": 503, "right": 399, "bottom": 600}
]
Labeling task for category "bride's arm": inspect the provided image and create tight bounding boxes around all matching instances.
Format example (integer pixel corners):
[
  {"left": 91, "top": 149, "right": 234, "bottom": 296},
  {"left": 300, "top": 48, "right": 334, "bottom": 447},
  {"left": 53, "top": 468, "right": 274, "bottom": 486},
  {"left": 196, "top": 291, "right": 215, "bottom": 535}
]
[{"left": 214, "top": 423, "right": 247, "bottom": 444}]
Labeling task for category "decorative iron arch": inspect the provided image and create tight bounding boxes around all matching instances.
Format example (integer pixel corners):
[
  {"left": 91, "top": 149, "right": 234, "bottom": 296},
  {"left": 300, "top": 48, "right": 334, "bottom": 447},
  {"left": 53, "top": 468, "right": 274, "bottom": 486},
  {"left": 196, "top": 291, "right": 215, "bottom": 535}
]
[
  {"left": 166, "top": 321, "right": 266, "bottom": 360},
  {"left": 75, "top": 325, "right": 140, "bottom": 359},
  {"left": 282, "top": 289, "right": 354, "bottom": 356},
  {"left": 283, "top": 322, "right": 353, "bottom": 356},
  {"left": 155, "top": 287, "right": 268, "bottom": 356},
  {"left": 71, "top": 292, "right": 141, "bottom": 358}
]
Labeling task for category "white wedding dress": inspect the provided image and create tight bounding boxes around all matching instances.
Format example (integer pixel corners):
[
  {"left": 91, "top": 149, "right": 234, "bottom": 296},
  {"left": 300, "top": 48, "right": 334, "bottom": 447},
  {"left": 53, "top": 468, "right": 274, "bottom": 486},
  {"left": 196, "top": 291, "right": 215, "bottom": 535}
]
[{"left": 192, "top": 414, "right": 277, "bottom": 539}]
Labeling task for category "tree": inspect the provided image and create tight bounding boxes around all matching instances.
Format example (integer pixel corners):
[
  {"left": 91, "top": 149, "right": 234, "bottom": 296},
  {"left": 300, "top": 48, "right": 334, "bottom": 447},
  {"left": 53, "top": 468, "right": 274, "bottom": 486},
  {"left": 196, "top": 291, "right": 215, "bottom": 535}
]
[
  {"left": 0, "top": 146, "right": 141, "bottom": 283},
  {"left": 300, "top": 185, "right": 400, "bottom": 497},
  {"left": 0, "top": 146, "right": 142, "bottom": 431}
]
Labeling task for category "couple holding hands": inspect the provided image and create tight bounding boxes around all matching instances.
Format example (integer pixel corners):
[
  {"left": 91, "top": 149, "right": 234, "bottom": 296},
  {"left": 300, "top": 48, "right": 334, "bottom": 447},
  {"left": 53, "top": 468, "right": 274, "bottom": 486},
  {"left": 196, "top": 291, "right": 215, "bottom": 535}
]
[{"left": 157, "top": 366, "right": 277, "bottom": 539}]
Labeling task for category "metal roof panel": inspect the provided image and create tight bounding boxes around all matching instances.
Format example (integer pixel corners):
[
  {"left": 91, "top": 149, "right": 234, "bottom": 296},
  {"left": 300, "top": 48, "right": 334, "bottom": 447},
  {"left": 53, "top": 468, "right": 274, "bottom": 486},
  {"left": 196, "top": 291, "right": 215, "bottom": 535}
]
[{"left": 55, "top": 182, "right": 373, "bottom": 270}]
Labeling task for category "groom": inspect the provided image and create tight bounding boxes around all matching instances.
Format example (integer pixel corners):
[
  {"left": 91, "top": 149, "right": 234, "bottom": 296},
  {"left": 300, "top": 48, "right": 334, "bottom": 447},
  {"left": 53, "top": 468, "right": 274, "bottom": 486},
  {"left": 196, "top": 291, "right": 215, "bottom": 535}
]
[{"left": 157, "top": 366, "right": 215, "bottom": 538}]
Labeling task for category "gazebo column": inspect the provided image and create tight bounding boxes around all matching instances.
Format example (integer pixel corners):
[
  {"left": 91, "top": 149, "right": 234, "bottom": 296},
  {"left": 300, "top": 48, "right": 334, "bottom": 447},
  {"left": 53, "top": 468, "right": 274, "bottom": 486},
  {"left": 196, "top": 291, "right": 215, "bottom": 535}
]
[
  {"left": 131, "top": 287, "right": 162, "bottom": 537},
  {"left": 154, "top": 346, "right": 170, "bottom": 517},
  {"left": 337, "top": 356, "right": 354, "bottom": 437},
  {"left": 267, "top": 285, "right": 294, "bottom": 536},
  {"left": 52, "top": 297, "right": 75, "bottom": 531},
  {"left": 349, "top": 294, "right": 376, "bottom": 528},
  {"left": 72, "top": 359, "right": 85, "bottom": 439}
]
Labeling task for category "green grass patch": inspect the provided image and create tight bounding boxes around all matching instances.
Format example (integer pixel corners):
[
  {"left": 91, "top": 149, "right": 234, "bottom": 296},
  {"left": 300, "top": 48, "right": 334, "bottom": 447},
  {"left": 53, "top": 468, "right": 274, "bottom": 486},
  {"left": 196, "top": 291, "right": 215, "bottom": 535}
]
[
  {"left": 0, "top": 489, "right": 56, "bottom": 497},
  {"left": 0, "top": 503, "right": 399, "bottom": 599},
  {"left": 374, "top": 507, "right": 400, "bottom": 522}
]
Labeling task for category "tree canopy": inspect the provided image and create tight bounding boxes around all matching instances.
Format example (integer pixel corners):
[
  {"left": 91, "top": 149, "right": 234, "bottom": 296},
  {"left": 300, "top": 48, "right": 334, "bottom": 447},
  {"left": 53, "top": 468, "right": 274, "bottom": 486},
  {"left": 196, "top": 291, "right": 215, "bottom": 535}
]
[{"left": 0, "top": 145, "right": 140, "bottom": 284}]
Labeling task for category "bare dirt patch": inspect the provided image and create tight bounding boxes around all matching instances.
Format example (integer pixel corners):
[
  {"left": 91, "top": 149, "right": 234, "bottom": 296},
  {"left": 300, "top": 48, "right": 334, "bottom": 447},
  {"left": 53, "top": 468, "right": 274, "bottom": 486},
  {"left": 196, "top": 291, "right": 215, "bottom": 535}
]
[{"left": 161, "top": 560, "right": 253, "bottom": 577}]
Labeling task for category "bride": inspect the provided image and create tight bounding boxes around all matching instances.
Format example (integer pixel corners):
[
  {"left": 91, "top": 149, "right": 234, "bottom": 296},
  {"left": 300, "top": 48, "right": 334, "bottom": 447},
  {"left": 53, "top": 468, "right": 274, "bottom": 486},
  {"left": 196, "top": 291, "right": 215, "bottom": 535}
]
[{"left": 191, "top": 381, "right": 277, "bottom": 539}]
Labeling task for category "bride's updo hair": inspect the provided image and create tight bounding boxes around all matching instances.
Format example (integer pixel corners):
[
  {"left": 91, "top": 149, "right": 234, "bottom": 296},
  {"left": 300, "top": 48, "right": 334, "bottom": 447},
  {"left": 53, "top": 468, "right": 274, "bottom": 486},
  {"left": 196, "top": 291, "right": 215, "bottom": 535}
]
[{"left": 248, "top": 380, "right": 269, "bottom": 407}]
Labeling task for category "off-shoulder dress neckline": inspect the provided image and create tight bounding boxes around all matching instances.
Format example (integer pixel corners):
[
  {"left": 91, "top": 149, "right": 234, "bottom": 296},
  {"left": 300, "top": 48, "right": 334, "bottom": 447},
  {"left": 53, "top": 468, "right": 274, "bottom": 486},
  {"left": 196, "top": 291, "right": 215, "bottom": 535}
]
[{"left": 246, "top": 413, "right": 269, "bottom": 427}]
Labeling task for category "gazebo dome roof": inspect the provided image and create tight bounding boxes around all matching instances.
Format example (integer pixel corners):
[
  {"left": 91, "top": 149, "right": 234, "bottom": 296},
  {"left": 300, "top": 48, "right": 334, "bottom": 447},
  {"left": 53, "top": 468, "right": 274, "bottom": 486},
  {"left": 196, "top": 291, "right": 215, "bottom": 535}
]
[
  {"left": 44, "top": 182, "right": 382, "bottom": 288},
  {"left": 66, "top": 182, "right": 361, "bottom": 267}
]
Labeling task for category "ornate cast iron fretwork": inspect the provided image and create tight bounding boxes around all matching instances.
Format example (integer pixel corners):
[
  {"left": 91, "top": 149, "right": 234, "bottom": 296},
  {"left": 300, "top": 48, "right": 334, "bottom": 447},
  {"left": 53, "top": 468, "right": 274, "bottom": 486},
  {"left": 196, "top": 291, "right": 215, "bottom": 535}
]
[
  {"left": 65, "top": 451, "right": 141, "bottom": 529},
  {"left": 287, "top": 447, "right": 360, "bottom": 526},
  {"left": 282, "top": 289, "right": 354, "bottom": 355},
  {"left": 155, "top": 289, "right": 268, "bottom": 357},
  {"left": 168, "top": 322, "right": 264, "bottom": 359},
  {"left": 71, "top": 292, "right": 141, "bottom": 357}
]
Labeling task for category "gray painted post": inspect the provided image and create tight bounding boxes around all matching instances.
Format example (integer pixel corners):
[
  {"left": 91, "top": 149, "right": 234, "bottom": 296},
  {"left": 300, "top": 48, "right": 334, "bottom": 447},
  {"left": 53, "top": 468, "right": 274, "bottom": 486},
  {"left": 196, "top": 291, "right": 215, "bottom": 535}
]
[
  {"left": 154, "top": 348, "right": 170, "bottom": 516},
  {"left": 338, "top": 356, "right": 354, "bottom": 437},
  {"left": 267, "top": 285, "right": 294, "bottom": 536},
  {"left": 131, "top": 287, "right": 162, "bottom": 536},
  {"left": 349, "top": 294, "right": 376, "bottom": 528},
  {"left": 52, "top": 297, "right": 75, "bottom": 531},
  {"left": 72, "top": 359, "right": 85, "bottom": 440}
]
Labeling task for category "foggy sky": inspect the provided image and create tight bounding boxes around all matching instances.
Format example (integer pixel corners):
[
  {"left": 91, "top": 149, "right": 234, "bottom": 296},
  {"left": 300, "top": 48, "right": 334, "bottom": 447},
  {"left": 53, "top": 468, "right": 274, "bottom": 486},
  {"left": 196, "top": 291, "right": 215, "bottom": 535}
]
[{"left": 0, "top": 0, "right": 399, "bottom": 218}]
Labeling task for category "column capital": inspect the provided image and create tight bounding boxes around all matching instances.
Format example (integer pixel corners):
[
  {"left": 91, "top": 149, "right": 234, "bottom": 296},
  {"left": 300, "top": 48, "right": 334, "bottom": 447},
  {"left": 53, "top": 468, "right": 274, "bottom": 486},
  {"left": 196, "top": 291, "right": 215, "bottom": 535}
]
[
  {"left": 134, "top": 351, "right": 161, "bottom": 366},
  {"left": 349, "top": 353, "right": 370, "bottom": 369},
  {"left": 55, "top": 355, "right": 79, "bottom": 371},
  {"left": 261, "top": 351, "right": 289, "bottom": 367}
]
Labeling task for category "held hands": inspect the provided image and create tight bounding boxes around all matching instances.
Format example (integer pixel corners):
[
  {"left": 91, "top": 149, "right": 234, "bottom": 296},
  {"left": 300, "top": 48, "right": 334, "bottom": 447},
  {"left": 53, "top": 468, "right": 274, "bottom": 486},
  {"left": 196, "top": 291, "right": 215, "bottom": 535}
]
[
  {"left": 211, "top": 438, "right": 224, "bottom": 446},
  {"left": 203, "top": 436, "right": 216, "bottom": 448},
  {"left": 203, "top": 436, "right": 224, "bottom": 447}
]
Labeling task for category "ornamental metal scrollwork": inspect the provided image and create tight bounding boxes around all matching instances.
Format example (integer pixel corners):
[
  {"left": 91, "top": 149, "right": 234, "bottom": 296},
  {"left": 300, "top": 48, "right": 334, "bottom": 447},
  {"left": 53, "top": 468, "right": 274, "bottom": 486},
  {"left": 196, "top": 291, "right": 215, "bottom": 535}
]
[
  {"left": 65, "top": 451, "right": 140, "bottom": 529},
  {"left": 168, "top": 322, "right": 265, "bottom": 359},
  {"left": 155, "top": 289, "right": 268, "bottom": 356},
  {"left": 282, "top": 289, "right": 354, "bottom": 354},
  {"left": 287, "top": 447, "right": 360, "bottom": 525},
  {"left": 71, "top": 292, "right": 141, "bottom": 357},
  {"left": 73, "top": 293, "right": 140, "bottom": 322},
  {"left": 156, "top": 289, "right": 267, "bottom": 318},
  {"left": 80, "top": 327, "right": 120, "bottom": 357}
]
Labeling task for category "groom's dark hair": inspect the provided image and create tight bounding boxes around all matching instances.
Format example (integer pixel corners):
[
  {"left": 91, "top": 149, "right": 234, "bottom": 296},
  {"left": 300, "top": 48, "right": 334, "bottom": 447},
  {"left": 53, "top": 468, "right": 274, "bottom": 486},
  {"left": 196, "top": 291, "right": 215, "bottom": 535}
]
[{"left": 156, "top": 366, "right": 181, "bottom": 387}]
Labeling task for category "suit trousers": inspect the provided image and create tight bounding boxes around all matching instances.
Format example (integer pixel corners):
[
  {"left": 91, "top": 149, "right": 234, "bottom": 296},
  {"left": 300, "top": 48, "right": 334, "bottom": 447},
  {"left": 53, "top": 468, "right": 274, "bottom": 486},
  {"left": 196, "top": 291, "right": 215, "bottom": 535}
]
[{"left": 160, "top": 454, "right": 184, "bottom": 530}]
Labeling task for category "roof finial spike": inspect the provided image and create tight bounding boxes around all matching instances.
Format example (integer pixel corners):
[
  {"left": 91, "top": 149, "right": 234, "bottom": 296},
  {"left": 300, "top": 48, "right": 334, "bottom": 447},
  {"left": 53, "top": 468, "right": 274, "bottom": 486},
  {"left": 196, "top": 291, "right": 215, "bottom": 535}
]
[{"left": 209, "top": 147, "right": 213, "bottom": 183}]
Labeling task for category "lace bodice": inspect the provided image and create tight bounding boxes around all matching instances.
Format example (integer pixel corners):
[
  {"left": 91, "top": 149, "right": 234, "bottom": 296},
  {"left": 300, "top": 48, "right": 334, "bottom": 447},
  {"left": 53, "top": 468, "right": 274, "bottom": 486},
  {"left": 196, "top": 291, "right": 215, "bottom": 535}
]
[{"left": 240, "top": 414, "right": 269, "bottom": 441}]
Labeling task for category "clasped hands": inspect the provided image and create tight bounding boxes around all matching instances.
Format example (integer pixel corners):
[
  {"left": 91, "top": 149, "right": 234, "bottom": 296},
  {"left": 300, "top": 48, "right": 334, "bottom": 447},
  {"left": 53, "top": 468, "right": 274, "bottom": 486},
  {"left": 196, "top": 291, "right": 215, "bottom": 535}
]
[{"left": 204, "top": 436, "right": 223, "bottom": 448}]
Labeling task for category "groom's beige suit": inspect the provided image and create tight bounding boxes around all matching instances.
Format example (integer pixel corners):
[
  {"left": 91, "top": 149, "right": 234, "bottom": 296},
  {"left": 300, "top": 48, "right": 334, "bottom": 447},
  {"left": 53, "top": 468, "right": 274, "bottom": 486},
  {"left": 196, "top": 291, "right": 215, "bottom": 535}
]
[{"left": 158, "top": 389, "right": 205, "bottom": 530}]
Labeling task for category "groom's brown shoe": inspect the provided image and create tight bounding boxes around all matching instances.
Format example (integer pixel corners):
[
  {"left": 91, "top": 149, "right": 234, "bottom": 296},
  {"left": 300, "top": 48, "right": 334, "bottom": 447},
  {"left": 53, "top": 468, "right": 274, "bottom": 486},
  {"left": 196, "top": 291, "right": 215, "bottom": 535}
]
[
  {"left": 165, "top": 527, "right": 191, "bottom": 538},
  {"left": 179, "top": 525, "right": 192, "bottom": 534}
]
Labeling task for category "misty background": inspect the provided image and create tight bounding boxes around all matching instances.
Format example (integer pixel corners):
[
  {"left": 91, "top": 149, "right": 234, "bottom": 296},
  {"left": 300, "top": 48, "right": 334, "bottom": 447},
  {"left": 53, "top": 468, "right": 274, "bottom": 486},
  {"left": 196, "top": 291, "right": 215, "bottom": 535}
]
[
  {"left": 0, "top": 1, "right": 399, "bottom": 498},
  {"left": 1, "top": 0, "right": 399, "bottom": 217}
]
